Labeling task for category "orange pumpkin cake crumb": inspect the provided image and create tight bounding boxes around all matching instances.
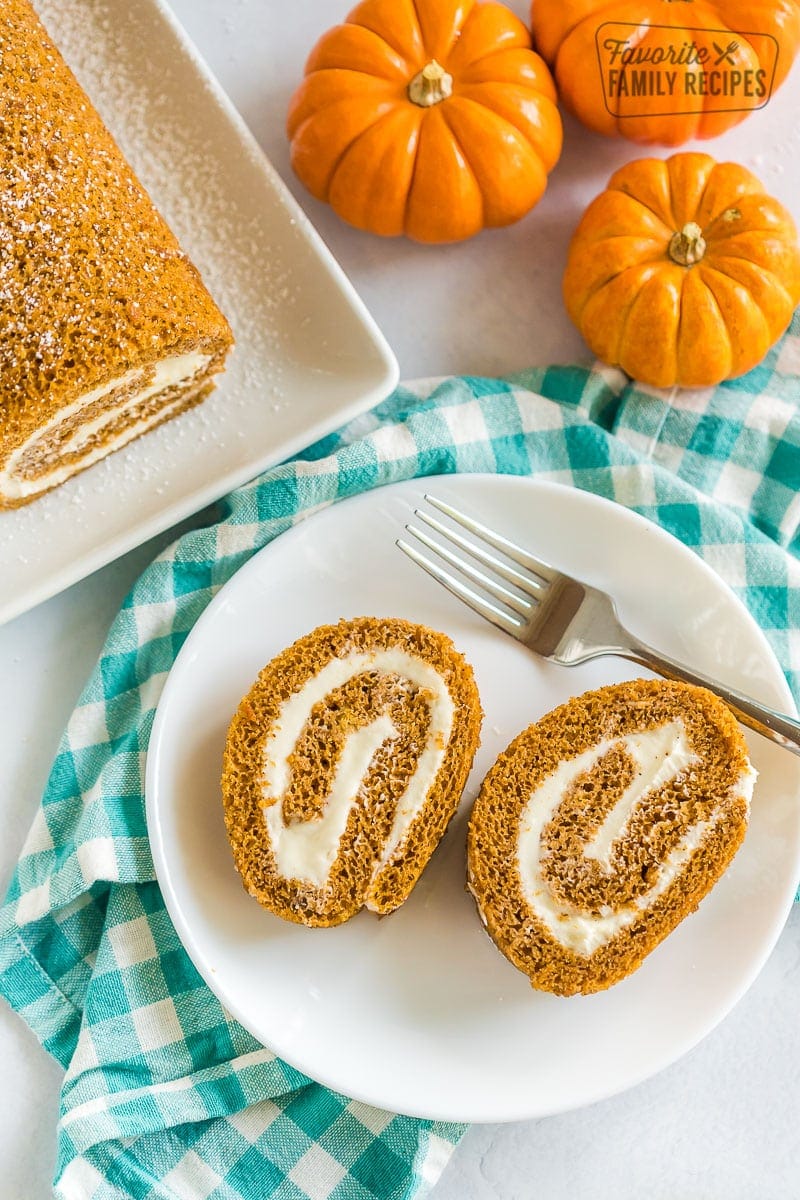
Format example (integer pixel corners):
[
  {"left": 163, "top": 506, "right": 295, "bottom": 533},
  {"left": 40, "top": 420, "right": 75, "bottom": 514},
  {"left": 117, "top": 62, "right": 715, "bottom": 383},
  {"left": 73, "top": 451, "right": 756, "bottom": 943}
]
[
  {"left": 0, "top": 0, "right": 234, "bottom": 507},
  {"left": 222, "top": 617, "right": 482, "bottom": 927},
  {"left": 468, "top": 679, "right": 754, "bottom": 995}
]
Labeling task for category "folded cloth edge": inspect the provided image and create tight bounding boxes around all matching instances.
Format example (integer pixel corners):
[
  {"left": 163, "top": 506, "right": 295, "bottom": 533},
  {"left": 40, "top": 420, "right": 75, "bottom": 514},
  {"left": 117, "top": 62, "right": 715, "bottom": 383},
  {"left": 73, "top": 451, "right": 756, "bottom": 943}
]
[{"left": 0, "top": 362, "right": 798, "bottom": 1200}]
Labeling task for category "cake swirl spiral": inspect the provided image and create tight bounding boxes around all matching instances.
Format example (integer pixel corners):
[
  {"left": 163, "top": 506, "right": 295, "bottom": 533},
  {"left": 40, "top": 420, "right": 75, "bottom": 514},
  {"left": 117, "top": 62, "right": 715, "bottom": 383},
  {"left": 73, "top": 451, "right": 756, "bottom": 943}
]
[
  {"left": 222, "top": 617, "right": 482, "bottom": 926},
  {"left": 468, "top": 680, "right": 755, "bottom": 995}
]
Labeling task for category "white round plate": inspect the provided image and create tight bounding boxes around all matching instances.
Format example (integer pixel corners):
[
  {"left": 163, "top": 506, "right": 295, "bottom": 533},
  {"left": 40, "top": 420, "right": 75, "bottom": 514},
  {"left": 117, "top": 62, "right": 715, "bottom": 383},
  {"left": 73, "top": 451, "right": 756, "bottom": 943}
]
[{"left": 145, "top": 475, "right": 800, "bottom": 1123}]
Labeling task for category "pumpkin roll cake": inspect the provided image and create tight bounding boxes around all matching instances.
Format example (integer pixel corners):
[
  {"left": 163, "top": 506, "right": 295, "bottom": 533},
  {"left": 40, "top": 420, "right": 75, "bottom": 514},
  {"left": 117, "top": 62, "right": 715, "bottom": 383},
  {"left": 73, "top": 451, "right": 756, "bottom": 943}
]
[
  {"left": 222, "top": 618, "right": 482, "bottom": 927},
  {"left": 468, "top": 680, "right": 755, "bottom": 996},
  {"left": 0, "top": 0, "right": 233, "bottom": 508}
]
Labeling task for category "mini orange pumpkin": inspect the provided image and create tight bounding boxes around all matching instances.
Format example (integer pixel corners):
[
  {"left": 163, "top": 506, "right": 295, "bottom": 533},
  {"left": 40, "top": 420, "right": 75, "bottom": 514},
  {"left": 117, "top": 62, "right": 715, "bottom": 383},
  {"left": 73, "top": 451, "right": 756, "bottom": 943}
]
[
  {"left": 563, "top": 153, "right": 800, "bottom": 389},
  {"left": 287, "top": 0, "right": 563, "bottom": 244},
  {"left": 530, "top": 0, "right": 800, "bottom": 145}
]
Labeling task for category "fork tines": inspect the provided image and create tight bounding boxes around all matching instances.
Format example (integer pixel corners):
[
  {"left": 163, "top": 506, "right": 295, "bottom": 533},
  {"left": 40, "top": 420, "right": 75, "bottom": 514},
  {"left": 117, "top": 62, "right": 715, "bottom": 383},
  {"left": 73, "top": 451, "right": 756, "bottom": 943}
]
[{"left": 396, "top": 494, "right": 557, "bottom": 635}]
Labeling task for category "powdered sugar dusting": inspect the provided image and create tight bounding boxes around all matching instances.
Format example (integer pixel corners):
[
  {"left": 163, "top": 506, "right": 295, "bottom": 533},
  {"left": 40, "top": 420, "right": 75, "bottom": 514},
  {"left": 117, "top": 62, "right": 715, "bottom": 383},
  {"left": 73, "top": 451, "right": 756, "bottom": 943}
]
[
  {"left": 1, "top": 0, "right": 394, "bottom": 621},
  {"left": 35, "top": 0, "right": 292, "bottom": 402}
]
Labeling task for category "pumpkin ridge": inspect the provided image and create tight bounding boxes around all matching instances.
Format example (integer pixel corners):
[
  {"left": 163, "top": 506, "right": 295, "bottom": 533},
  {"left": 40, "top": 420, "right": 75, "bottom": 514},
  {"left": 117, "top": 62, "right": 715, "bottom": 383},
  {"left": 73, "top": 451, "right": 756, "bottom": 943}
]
[
  {"left": 677, "top": 161, "right": 720, "bottom": 241},
  {"left": 349, "top": 0, "right": 425, "bottom": 65},
  {"left": 329, "top": 105, "right": 423, "bottom": 235},
  {"left": 701, "top": 259, "right": 795, "bottom": 314},
  {"left": 402, "top": 118, "right": 425, "bottom": 237},
  {"left": 674, "top": 273, "right": 688, "bottom": 383},
  {"left": 706, "top": 237, "right": 799, "bottom": 266},
  {"left": 408, "top": 0, "right": 425, "bottom": 54},
  {"left": 613, "top": 25, "right": 706, "bottom": 143},
  {"left": 456, "top": 77, "right": 559, "bottom": 106},
  {"left": 309, "top": 67, "right": 404, "bottom": 90},
  {"left": 709, "top": 229, "right": 799, "bottom": 252},
  {"left": 456, "top": 47, "right": 558, "bottom": 99},
  {"left": 551, "top": 2, "right": 647, "bottom": 102},
  {"left": 700, "top": 0, "right": 792, "bottom": 64},
  {"left": 609, "top": 272, "right": 653, "bottom": 369},
  {"left": 575, "top": 261, "right": 663, "bottom": 326},
  {"left": 676, "top": 270, "right": 734, "bottom": 383},
  {"left": 610, "top": 185, "right": 677, "bottom": 239},
  {"left": 557, "top": 2, "right": 624, "bottom": 55},
  {"left": 656, "top": 160, "right": 684, "bottom": 231},
  {"left": 286, "top": 71, "right": 399, "bottom": 141},
  {"left": 455, "top": 43, "right": 542, "bottom": 73},
  {"left": 435, "top": 103, "right": 485, "bottom": 227},
  {"left": 307, "top": 22, "right": 415, "bottom": 79},
  {"left": 576, "top": 233, "right": 667, "bottom": 247},
  {"left": 296, "top": 101, "right": 403, "bottom": 203},
  {"left": 705, "top": 220, "right": 786, "bottom": 244},
  {"left": 446, "top": 90, "right": 547, "bottom": 159},
  {"left": 678, "top": 6, "right": 737, "bottom": 42},
  {"left": 392, "top": 74, "right": 433, "bottom": 204},
  {"left": 452, "top": 2, "right": 530, "bottom": 69},
  {"left": 408, "top": 0, "right": 475, "bottom": 65}
]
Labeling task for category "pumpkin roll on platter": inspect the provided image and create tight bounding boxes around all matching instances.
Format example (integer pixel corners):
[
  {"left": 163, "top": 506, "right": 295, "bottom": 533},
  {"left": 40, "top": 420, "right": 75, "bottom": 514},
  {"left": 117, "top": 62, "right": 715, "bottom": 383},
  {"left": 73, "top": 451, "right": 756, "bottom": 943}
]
[
  {"left": 222, "top": 618, "right": 482, "bottom": 927},
  {"left": 0, "top": 0, "right": 233, "bottom": 508},
  {"left": 468, "top": 680, "right": 755, "bottom": 996}
]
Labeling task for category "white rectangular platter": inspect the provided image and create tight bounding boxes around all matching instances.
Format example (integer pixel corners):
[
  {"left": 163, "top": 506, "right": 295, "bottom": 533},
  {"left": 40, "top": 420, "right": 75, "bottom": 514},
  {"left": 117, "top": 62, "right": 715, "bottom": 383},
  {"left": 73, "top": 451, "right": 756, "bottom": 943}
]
[{"left": 0, "top": 0, "right": 399, "bottom": 626}]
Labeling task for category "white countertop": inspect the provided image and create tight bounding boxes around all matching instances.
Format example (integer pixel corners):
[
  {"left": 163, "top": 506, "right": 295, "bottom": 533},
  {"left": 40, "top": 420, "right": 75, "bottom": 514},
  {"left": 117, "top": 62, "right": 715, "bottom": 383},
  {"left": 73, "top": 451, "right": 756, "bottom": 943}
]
[{"left": 2, "top": 1, "right": 799, "bottom": 1194}]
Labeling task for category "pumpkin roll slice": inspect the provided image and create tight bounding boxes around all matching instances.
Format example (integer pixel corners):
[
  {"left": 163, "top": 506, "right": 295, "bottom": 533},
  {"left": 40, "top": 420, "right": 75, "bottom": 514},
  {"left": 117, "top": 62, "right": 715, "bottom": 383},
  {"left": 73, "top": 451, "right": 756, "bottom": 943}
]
[
  {"left": 0, "top": 0, "right": 233, "bottom": 508},
  {"left": 468, "top": 680, "right": 755, "bottom": 996},
  {"left": 222, "top": 617, "right": 482, "bottom": 927}
]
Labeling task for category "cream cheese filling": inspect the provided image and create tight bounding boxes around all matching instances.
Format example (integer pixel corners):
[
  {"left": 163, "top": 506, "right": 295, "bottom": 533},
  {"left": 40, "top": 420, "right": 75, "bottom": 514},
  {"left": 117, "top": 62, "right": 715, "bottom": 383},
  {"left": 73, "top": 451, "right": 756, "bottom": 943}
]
[
  {"left": 516, "top": 721, "right": 755, "bottom": 956},
  {"left": 260, "top": 648, "right": 455, "bottom": 890},
  {"left": 1, "top": 351, "right": 210, "bottom": 499}
]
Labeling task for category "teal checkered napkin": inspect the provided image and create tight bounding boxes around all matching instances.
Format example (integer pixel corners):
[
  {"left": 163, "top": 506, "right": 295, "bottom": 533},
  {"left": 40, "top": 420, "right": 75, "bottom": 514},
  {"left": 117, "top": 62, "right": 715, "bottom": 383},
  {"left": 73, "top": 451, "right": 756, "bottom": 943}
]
[{"left": 1, "top": 313, "right": 799, "bottom": 1200}]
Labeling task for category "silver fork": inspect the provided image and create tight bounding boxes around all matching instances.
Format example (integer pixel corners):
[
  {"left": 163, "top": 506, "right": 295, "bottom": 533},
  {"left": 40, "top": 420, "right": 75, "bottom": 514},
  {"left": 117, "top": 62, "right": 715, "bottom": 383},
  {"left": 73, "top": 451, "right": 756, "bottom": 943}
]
[{"left": 397, "top": 494, "right": 800, "bottom": 756}]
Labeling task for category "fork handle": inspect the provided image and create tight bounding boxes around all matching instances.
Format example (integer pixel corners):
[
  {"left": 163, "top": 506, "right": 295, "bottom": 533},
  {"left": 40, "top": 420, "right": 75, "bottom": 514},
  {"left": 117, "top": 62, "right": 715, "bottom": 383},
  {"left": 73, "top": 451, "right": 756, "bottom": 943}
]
[{"left": 621, "top": 641, "right": 800, "bottom": 756}]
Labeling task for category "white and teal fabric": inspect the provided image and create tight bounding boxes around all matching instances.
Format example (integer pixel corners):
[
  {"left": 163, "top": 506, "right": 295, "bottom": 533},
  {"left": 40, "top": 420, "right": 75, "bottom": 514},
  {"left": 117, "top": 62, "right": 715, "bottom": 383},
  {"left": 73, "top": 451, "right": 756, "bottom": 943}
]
[{"left": 1, "top": 312, "right": 799, "bottom": 1200}]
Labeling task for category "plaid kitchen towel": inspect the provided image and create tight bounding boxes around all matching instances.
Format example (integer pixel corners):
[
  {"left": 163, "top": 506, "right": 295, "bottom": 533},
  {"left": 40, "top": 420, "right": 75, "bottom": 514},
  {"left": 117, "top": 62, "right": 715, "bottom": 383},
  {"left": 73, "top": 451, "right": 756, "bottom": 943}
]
[{"left": 1, "top": 312, "right": 799, "bottom": 1200}]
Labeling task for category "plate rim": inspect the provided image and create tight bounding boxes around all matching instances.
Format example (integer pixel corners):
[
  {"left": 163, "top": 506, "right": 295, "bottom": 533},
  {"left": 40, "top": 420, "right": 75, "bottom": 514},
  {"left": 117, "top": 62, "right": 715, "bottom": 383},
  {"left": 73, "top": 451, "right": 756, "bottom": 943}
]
[{"left": 145, "top": 473, "right": 800, "bottom": 1123}]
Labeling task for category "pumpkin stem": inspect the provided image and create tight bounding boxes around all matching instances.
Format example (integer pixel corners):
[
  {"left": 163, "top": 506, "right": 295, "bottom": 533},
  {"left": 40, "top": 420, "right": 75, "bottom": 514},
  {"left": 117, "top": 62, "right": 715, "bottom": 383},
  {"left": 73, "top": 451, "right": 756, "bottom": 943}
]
[
  {"left": 669, "top": 222, "right": 707, "bottom": 267},
  {"left": 408, "top": 60, "right": 453, "bottom": 107}
]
